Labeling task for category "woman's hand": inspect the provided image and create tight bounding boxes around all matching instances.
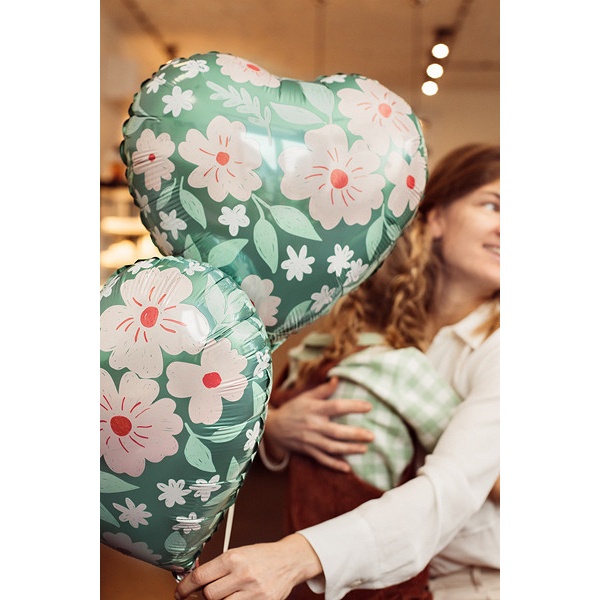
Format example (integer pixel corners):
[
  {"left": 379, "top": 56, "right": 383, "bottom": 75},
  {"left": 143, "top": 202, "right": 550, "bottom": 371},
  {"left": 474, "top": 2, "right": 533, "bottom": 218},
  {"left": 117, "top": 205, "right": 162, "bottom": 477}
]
[
  {"left": 265, "top": 377, "right": 375, "bottom": 472},
  {"left": 174, "top": 534, "right": 323, "bottom": 600}
]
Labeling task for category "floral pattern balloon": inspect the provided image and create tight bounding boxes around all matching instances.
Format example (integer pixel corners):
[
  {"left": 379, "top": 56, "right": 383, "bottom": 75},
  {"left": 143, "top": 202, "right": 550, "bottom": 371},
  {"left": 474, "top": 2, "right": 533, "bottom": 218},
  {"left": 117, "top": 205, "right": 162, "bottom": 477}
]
[
  {"left": 120, "top": 52, "right": 428, "bottom": 346},
  {"left": 100, "top": 256, "right": 272, "bottom": 573}
]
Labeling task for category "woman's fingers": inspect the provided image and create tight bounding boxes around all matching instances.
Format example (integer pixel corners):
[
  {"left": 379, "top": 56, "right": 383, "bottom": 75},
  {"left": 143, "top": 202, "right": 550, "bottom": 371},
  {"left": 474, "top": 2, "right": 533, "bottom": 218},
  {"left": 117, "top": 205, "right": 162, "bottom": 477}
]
[
  {"left": 306, "top": 446, "right": 352, "bottom": 472},
  {"left": 321, "top": 419, "right": 374, "bottom": 443},
  {"left": 318, "top": 397, "right": 373, "bottom": 418}
]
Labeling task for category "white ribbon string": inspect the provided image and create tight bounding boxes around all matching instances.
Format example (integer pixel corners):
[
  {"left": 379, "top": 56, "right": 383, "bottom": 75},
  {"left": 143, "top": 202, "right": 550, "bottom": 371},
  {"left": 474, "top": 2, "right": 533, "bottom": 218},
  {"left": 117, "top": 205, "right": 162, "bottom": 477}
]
[{"left": 222, "top": 503, "right": 236, "bottom": 553}]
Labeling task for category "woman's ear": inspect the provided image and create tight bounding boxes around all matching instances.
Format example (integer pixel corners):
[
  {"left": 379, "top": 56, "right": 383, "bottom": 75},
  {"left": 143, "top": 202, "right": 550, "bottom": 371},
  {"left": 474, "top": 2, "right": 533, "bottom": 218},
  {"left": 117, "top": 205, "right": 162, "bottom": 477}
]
[{"left": 426, "top": 206, "right": 445, "bottom": 240}]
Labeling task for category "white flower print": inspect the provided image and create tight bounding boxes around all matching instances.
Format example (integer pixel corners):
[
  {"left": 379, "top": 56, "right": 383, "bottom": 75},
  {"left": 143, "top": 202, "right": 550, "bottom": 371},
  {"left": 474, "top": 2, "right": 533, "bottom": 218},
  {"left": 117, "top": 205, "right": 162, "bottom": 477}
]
[
  {"left": 112, "top": 498, "right": 152, "bottom": 528},
  {"left": 166, "top": 338, "right": 248, "bottom": 425},
  {"left": 145, "top": 72, "right": 166, "bottom": 94},
  {"left": 311, "top": 285, "right": 335, "bottom": 312},
  {"left": 281, "top": 245, "right": 315, "bottom": 282},
  {"left": 182, "top": 261, "right": 206, "bottom": 276},
  {"left": 173, "top": 512, "right": 205, "bottom": 534},
  {"left": 216, "top": 53, "right": 280, "bottom": 88},
  {"left": 178, "top": 116, "right": 262, "bottom": 203},
  {"left": 337, "top": 78, "right": 419, "bottom": 155},
  {"left": 157, "top": 479, "right": 192, "bottom": 507},
  {"left": 385, "top": 152, "right": 427, "bottom": 217},
  {"left": 100, "top": 369, "right": 183, "bottom": 477},
  {"left": 319, "top": 74, "right": 346, "bottom": 84},
  {"left": 129, "top": 259, "right": 155, "bottom": 275},
  {"left": 162, "top": 86, "right": 194, "bottom": 117},
  {"left": 150, "top": 226, "right": 174, "bottom": 255},
  {"left": 100, "top": 275, "right": 118, "bottom": 299},
  {"left": 253, "top": 350, "right": 271, "bottom": 378},
  {"left": 134, "top": 189, "right": 149, "bottom": 210},
  {"left": 279, "top": 124, "right": 385, "bottom": 230},
  {"left": 100, "top": 267, "right": 209, "bottom": 378},
  {"left": 132, "top": 129, "right": 176, "bottom": 192},
  {"left": 244, "top": 422, "right": 261, "bottom": 451},
  {"left": 344, "top": 259, "right": 369, "bottom": 285},
  {"left": 159, "top": 209, "right": 187, "bottom": 240},
  {"left": 327, "top": 244, "right": 354, "bottom": 276},
  {"left": 240, "top": 275, "right": 281, "bottom": 327},
  {"left": 190, "top": 475, "right": 221, "bottom": 501},
  {"left": 103, "top": 532, "right": 162, "bottom": 563},
  {"left": 179, "top": 59, "right": 210, "bottom": 78},
  {"left": 218, "top": 204, "right": 250, "bottom": 236}
]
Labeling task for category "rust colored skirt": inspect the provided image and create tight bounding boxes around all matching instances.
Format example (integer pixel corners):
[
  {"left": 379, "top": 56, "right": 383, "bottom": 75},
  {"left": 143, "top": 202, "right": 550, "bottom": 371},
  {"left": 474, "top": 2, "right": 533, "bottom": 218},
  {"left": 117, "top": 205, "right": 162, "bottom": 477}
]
[{"left": 271, "top": 365, "right": 432, "bottom": 600}]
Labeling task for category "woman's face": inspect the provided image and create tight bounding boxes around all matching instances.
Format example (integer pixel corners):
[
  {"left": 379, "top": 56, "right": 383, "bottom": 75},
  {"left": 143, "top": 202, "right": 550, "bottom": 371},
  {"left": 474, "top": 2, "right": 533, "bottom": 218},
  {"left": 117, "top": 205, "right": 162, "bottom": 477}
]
[{"left": 427, "top": 179, "right": 500, "bottom": 296}]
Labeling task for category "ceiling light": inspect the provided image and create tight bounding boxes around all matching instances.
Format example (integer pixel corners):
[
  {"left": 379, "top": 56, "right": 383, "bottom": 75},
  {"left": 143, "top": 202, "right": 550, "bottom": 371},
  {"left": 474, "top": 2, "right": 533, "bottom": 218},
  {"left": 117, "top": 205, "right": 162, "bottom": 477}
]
[
  {"left": 431, "top": 43, "right": 450, "bottom": 59},
  {"left": 421, "top": 81, "right": 438, "bottom": 96},
  {"left": 426, "top": 63, "right": 444, "bottom": 79}
]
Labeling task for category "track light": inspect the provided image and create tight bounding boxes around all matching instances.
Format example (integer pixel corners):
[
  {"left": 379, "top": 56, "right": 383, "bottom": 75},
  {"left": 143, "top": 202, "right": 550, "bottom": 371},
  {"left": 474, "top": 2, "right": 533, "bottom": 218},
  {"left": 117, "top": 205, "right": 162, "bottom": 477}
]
[
  {"left": 426, "top": 63, "right": 444, "bottom": 79},
  {"left": 431, "top": 43, "right": 450, "bottom": 59},
  {"left": 421, "top": 81, "right": 438, "bottom": 96}
]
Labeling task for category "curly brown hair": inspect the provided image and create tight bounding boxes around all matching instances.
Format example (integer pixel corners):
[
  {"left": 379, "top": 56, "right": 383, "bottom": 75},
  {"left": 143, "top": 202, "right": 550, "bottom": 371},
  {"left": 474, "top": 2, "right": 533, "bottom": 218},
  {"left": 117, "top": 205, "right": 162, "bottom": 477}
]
[{"left": 296, "top": 143, "right": 500, "bottom": 386}]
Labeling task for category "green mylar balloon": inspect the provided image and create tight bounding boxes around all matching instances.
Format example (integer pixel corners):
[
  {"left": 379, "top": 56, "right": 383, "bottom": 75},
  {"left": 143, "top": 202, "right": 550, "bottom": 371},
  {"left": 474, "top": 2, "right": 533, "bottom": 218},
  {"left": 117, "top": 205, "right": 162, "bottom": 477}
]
[
  {"left": 100, "top": 256, "right": 272, "bottom": 574},
  {"left": 120, "top": 51, "right": 427, "bottom": 345}
]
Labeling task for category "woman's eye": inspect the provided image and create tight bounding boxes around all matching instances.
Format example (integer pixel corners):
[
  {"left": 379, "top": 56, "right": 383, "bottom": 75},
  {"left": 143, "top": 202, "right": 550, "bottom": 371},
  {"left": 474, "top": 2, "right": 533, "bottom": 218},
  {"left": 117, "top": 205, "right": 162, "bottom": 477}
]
[{"left": 483, "top": 201, "right": 500, "bottom": 212}]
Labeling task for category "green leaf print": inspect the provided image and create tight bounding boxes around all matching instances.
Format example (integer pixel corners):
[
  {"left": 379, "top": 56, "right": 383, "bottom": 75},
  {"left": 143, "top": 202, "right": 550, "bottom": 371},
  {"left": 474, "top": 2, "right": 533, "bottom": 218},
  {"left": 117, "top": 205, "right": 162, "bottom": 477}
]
[
  {"left": 254, "top": 218, "right": 279, "bottom": 274},
  {"left": 179, "top": 185, "right": 207, "bottom": 228},
  {"left": 100, "top": 471, "right": 140, "bottom": 494},
  {"left": 207, "top": 422, "right": 247, "bottom": 444},
  {"left": 270, "top": 205, "right": 322, "bottom": 241},
  {"left": 282, "top": 300, "right": 312, "bottom": 331},
  {"left": 164, "top": 531, "right": 188, "bottom": 555},
  {"left": 226, "top": 456, "right": 241, "bottom": 481},
  {"left": 123, "top": 114, "right": 158, "bottom": 136},
  {"left": 207, "top": 239, "right": 248, "bottom": 268},
  {"left": 206, "top": 81, "right": 272, "bottom": 134},
  {"left": 184, "top": 434, "right": 216, "bottom": 472},
  {"left": 270, "top": 102, "right": 325, "bottom": 125},
  {"left": 182, "top": 235, "right": 203, "bottom": 262},
  {"left": 156, "top": 179, "right": 176, "bottom": 210},
  {"left": 100, "top": 501, "right": 120, "bottom": 527},
  {"left": 299, "top": 82, "right": 334, "bottom": 121}
]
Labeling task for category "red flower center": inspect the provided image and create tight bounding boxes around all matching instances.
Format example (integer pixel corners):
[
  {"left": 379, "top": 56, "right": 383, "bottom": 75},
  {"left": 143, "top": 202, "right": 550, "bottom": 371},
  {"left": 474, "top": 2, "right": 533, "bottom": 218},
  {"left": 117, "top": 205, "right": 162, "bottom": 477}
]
[
  {"left": 406, "top": 175, "right": 416, "bottom": 190},
  {"left": 148, "top": 153, "right": 156, "bottom": 162},
  {"left": 378, "top": 103, "right": 392, "bottom": 118},
  {"left": 216, "top": 152, "right": 230, "bottom": 166},
  {"left": 330, "top": 169, "right": 349, "bottom": 189},
  {"left": 202, "top": 372, "right": 222, "bottom": 389},
  {"left": 140, "top": 306, "right": 159, "bottom": 328},
  {"left": 111, "top": 415, "right": 133, "bottom": 436}
]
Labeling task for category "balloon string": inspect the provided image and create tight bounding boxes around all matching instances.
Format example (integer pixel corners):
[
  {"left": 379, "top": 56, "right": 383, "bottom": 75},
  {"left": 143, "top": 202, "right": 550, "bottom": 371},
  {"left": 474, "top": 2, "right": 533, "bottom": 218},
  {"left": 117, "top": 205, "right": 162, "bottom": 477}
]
[{"left": 222, "top": 503, "right": 236, "bottom": 553}]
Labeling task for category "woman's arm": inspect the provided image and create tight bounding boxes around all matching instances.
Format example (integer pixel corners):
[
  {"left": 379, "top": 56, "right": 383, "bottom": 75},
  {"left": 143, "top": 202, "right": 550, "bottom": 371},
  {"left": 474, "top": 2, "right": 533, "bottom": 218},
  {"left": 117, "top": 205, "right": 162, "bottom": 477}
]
[
  {"left": 174, "top": 334, "right": 499, "bottom": 600},
  {"left": 174, "top": 534, "right": 323, "bottom": 600}
]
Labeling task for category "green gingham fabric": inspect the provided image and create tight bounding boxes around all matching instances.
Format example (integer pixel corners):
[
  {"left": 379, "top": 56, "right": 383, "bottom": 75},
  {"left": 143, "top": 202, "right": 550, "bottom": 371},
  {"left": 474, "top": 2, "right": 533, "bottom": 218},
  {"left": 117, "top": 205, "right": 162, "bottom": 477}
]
[{"left": 287, "top": 333, "right": 460, "bottom": 491}]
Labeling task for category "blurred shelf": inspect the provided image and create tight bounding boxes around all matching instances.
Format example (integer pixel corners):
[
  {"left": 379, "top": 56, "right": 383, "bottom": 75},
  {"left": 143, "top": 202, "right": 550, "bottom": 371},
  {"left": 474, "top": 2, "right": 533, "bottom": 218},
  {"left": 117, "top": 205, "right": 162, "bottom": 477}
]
[{"left": 101, "top": 215, "right": 147, "bottom": 236}]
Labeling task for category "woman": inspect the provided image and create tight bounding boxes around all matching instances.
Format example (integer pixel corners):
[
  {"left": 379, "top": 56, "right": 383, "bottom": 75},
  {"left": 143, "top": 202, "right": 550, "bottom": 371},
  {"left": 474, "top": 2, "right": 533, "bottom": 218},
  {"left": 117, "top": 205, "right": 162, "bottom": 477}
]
[{"left": 174, "top": 143, "right": 500, "bottom": 600}]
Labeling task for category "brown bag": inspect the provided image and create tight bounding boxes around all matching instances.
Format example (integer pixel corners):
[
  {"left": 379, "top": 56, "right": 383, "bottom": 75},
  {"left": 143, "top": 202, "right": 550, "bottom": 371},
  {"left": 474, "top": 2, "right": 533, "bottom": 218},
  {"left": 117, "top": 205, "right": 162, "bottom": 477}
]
[{"left": 270, "top": 363, "right": 432, "bottom": 600}]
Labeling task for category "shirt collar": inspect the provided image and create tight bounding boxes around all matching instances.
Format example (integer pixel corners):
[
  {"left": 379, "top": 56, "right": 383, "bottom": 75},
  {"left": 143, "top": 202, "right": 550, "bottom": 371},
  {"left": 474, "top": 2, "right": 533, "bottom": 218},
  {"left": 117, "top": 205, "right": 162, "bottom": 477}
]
[{"left": 440, "top": 302, "right": 497, "bottom": 350}]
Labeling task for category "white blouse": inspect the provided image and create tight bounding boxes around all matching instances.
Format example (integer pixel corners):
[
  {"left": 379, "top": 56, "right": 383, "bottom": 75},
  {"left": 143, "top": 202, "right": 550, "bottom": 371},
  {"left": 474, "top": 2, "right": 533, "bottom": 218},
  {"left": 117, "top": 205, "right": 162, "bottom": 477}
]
[{"left": 298, "top": 303, "right": 500, "bottom": 600}]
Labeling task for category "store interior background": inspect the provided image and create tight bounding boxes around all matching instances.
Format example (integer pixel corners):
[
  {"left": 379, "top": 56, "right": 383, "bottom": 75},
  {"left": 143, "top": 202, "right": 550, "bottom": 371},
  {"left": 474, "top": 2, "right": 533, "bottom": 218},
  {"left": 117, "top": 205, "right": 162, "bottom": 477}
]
[{"left": 100, "top": 0, "right": 499, "bottom": 597}]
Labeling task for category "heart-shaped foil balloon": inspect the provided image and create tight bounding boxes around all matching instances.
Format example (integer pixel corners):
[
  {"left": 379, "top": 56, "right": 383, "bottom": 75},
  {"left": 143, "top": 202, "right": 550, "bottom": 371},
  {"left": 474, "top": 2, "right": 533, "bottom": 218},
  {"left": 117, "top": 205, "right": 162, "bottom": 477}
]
[
  {"left": 100, "top": 256, "right": 272, "bottom": 573},
  {"left": 120, "top": 52, "right": 428, "bottom": 345}
]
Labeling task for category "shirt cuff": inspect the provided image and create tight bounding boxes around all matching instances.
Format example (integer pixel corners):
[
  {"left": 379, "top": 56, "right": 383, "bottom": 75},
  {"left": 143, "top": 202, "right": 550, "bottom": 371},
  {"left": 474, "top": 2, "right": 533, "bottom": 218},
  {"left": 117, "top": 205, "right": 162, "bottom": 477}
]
[
  {"left": 258, "top": 440, "right": 290, "bottom": 472},
  {"left": 298, "top": 510, "right": 381, "bottom": 600}
]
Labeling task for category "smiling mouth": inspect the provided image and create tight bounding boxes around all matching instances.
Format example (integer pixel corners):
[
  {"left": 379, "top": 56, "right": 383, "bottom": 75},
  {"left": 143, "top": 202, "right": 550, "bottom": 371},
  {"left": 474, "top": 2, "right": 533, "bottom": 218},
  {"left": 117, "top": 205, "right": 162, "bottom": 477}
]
[{"left": 485, "top": 245, "right": 500, "bottom": 256}]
